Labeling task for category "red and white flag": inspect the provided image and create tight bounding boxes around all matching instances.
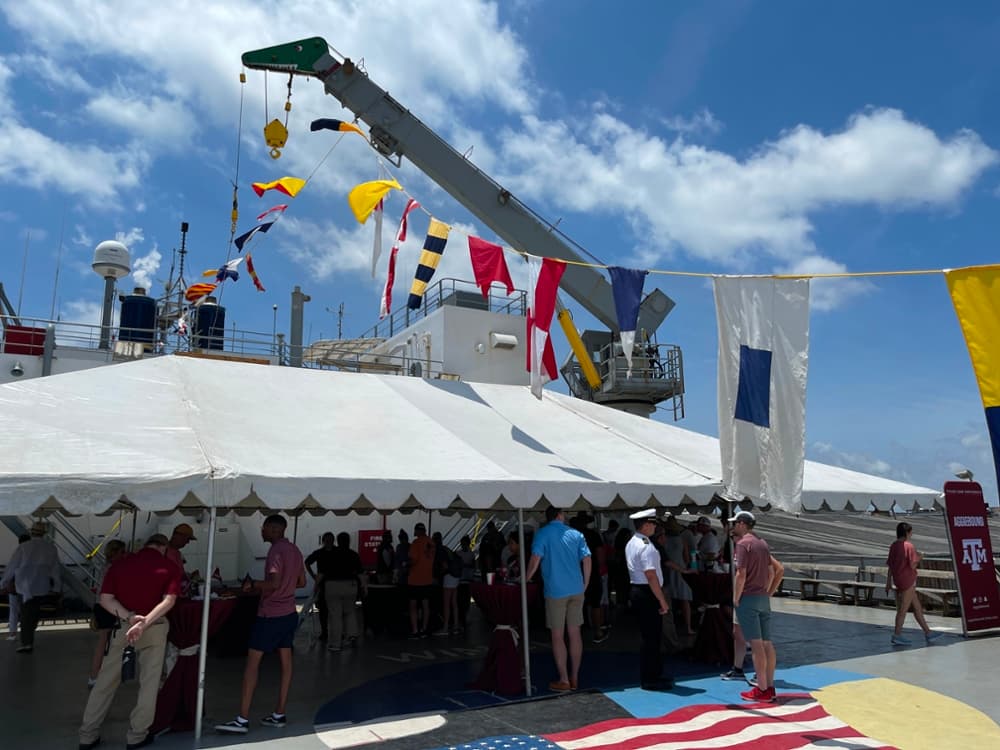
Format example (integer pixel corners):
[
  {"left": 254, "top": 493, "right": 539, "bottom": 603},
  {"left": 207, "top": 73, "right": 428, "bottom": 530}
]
[
  {"left": 544, "top": 696, "right": 894, "bottom": 750},
  {"left": 379, "top": 198, "right": 420, "bottom": 319},
  {"left": 526, "top": 255, "right": 566, "bottom": 399}
]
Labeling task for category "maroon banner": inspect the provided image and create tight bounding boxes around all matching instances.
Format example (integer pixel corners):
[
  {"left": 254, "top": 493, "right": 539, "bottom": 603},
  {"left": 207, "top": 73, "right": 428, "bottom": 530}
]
[
  {"left": 357, "top": 529, "right": 383, "bottom": 569},
  {"left": 943, "top": 481, "right": 1000, "bottom": 633}
]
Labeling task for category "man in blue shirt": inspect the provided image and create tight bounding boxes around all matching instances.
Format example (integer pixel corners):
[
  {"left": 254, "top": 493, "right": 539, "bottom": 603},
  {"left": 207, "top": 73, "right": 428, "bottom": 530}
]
[{"left": 526, "top": 506, "right": 591, "bottom": 692}]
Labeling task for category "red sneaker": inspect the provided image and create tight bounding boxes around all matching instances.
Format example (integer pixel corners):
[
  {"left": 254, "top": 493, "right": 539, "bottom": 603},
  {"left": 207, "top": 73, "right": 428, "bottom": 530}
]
[
  {"left": 761, "top": 686, "right": 777, "bottom": 702},
  {"left": 740, "top": 686, "right": 767, "bottom": 702}
]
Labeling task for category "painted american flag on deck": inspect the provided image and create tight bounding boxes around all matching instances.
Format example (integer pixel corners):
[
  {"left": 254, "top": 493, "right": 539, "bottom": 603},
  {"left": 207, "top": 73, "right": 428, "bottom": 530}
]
[{"left": 431, "top": 696, "right": 895, "bottom": 750}]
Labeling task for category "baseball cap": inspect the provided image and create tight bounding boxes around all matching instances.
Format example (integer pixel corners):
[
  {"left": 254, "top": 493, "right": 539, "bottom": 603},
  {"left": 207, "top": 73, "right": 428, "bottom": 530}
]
[
  {"left": 727, "top": 510, "right": 755, "bottom": 525},
  {"left": 173, "top": 523, "right": 197, "bottom": 540},
  {"left": 696, "top": 515, "right": 712, "bottom": 527}
]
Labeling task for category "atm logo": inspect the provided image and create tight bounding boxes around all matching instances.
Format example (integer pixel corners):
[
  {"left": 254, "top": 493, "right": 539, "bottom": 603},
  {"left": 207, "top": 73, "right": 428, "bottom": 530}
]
[{"left": 961, "top": 538, "right": 988, "bottom": 571}]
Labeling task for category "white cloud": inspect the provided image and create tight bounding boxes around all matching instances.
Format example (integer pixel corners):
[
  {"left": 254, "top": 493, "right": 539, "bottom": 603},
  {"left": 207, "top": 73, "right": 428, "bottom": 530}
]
[
  {"left": 497, "top": 108, "right": 997, "bottom": 276},
  {"left": 86, "top": 92, "right": 193, "bottom": 146},
  {"left": 809, "top": 441, "right": 897, "bottom": 477},
  {"left": 115, "top": 227, "right": 145, "bottom": 248},
  {"left": 0, "top": 117, "right": 147, "bottom": 204},
  {"left": 779, "top": 256, "right": 874, "bottom": 312},
  {"left": 0, "top": 58, "right": 12, "bottom": 100},
  {"left": 662, "top": 109, "right": 723, "bottom": 137},
  {"left": 131, "top": 248, "right": 162, "bottom": 293},
  {"left": 72, "top": 225, "right": 92, "bottom": 248}
]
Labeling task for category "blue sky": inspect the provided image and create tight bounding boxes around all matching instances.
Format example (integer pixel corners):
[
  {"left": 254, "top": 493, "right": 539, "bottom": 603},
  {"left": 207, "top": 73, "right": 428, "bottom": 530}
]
[{"left": 1, "top": 1, "right": 999, "bottom": 504}]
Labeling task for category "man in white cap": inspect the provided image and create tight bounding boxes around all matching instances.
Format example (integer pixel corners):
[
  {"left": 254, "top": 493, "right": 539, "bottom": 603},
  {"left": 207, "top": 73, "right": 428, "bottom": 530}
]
[
  {"left": 729, "top": 510, "right": 784, "bottom": 703},
  {"left": 0, "top": 521, "right": 61, "bottom": 653},
  {"left": 625, "top": 509, "right": 673, "bottom": 691}
]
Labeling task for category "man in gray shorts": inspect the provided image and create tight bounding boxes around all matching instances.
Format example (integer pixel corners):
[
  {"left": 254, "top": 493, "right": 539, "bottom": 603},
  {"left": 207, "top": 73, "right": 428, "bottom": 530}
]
[
  {"left": 526, "top": 506, "right": 591, "bottom": 692},
  {"left": 730, "top": 511, "right": 783, "bottom": 703}
]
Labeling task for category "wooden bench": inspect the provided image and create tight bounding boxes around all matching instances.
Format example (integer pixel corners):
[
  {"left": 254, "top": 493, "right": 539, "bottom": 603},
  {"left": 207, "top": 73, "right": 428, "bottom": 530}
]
[
  {"left": 863, "top": 565, "right": 960, "bottom": 616},
  {"left": 778, "top": 563, "right": 863, "bottom": 603}
]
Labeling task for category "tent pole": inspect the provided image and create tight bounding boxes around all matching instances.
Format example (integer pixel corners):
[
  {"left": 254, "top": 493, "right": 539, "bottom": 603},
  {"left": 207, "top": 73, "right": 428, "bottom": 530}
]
[
  {"left": 130, "top": 509, "right": 137, "bottom": 552},
  {"left": 194, "top": 504, "right": 218, "bottom": 742},
  {"left": 293, "top": 514, "right": 299, "bottom": 545},
  {"left": 517, "top": 508, "right": 531, "bottom": 697}
]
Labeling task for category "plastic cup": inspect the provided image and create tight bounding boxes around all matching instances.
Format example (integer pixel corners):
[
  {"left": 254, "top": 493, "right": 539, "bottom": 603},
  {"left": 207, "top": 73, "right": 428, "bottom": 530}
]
[{"left": 486, "top": 572, "right": 495, "bottom": 585}]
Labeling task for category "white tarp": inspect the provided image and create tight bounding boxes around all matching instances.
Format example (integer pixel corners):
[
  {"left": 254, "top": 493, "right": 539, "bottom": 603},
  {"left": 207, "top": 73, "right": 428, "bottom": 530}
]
[{"left": 0, "top": 355, "right": 939, "bottom": 515}]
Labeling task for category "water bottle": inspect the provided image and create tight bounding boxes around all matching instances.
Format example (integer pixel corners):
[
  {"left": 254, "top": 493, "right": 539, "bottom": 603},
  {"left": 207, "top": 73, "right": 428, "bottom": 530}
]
[
  {"left": 121, "top": 645, "right": 137, "bottom": 682},
  {"left": 690, "top": 551, "right": 700, "bottom": 571}
]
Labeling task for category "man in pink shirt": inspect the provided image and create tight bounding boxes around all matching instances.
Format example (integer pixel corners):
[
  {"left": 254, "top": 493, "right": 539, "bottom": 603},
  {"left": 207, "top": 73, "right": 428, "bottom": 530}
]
[
  {"left": 886, "top": 521, "right": 942, "bottom": 646},
  {"left": 216, "top": 515, "right": 305, "bottom": 734},
  {"left": 730, "top": 511, "right": 784, "bottom": 703}
]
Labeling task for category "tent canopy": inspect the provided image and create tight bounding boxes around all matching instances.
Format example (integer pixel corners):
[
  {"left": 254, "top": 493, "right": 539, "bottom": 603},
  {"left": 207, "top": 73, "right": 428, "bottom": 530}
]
[{"left": 0, "top": 356, "right": 939, "bottom": 515}]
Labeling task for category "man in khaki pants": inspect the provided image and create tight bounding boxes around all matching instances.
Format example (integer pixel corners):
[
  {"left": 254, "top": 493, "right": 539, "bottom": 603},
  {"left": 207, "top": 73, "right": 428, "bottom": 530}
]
[{"left": 79, "top": 534, "right": 182, "bottom": 750}]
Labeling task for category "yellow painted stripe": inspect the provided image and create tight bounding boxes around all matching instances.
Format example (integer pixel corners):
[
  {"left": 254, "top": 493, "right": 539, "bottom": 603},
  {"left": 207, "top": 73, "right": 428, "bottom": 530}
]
[
  {"left": 410, "top": 279, "right": 428, "bottom": 298},
  {"left": 946, "top": 265, "right": 1000, "bottom": 407},
  {"left": 815, "top": 677, "right": 1000, "bottom": 750}
]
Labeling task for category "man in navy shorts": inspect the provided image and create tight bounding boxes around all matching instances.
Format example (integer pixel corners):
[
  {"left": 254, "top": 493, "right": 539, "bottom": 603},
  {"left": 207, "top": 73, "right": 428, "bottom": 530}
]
[{"left": 217, "top": 515, "right": 305, "bottom": 734}]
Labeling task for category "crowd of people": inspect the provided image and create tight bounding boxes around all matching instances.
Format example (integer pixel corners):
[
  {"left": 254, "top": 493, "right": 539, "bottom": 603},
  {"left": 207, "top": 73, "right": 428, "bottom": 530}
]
[{"left": 0, "top": 508, "right": 954, "bottom": 744}]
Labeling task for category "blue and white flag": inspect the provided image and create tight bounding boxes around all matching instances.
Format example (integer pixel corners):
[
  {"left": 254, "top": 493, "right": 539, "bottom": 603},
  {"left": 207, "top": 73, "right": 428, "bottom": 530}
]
[
  {"left": 608, "top": 266, "right": 648, "bottom": 377},
  {"left": 714, "top": 276, "right": 810, "bottom": 510}
]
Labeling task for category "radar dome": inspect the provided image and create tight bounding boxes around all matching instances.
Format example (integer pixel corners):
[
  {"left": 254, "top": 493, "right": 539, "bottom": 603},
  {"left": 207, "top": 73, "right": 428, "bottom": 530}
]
[{"left": 92, "top": 240, "right": 131, "bottom": 279}]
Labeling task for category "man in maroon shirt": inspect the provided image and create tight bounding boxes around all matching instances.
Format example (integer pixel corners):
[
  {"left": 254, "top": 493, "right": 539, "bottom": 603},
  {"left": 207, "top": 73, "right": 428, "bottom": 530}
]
[
  {"left": 729, "top": 511, "right": 784, "bottom": 704},
  {"left": 216, "top": 515, "right": 305, "bottom": 734},
  {"left": 78, "top": 533, "right": 182, "bottom": 750}
]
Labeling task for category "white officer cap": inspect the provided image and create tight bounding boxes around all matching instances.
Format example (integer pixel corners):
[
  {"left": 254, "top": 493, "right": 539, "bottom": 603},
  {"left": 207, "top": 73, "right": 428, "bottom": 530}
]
[
  {"left": 629, "top": 508, "right": 658, "bottom": 521},
  {"left": 727, "top": 510, "right": 755, "bottom": 525}
]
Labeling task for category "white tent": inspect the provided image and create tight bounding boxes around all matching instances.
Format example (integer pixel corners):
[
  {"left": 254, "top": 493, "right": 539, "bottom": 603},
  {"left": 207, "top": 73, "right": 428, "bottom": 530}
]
[
  {"left": 0, "top": 355, "right": 938, "bottom": 514},
  {"left": 0, "top": 355, "right": 940, "bottom": 734}
]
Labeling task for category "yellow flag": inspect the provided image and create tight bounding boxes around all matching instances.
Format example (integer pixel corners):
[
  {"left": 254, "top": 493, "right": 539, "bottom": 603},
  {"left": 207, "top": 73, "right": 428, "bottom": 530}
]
[
  {"left": 251, "top": 176, "right": 306, "bottom": 198},
  {"left": 348, "top": 179, "right": 402, "bottom": 224},
  {"left": 945, "top": 264, "right": 1000, "bottom": 488}
]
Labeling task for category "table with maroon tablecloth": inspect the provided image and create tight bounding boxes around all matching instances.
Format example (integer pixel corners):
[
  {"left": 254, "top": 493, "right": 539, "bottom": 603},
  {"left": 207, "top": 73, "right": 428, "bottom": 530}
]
[
  {"left": 150, "top": 596, "right": 237, "bottom": 734},
  {"left": 682, "top": 571, "right": 734, "bottom": 666},
  {"left": 467, "top": 582, "right": 540, "bottom": 695}
]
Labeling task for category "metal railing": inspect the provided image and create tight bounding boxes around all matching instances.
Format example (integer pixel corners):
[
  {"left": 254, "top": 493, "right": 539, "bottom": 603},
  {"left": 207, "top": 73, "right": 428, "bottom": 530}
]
[{"left": 357, "top": 278, "right": 528, "bottom": 341}]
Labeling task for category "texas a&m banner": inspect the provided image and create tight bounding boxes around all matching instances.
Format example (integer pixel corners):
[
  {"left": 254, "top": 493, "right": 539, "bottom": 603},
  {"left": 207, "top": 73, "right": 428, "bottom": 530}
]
[{"left": 943, "top": 480, "right": 1000, "bottom": 634}]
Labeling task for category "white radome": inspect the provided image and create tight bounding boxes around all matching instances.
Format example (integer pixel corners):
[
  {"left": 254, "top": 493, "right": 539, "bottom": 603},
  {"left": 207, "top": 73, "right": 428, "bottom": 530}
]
[{"left": 92, "top": 240, "right": 131, "bottom": 279}]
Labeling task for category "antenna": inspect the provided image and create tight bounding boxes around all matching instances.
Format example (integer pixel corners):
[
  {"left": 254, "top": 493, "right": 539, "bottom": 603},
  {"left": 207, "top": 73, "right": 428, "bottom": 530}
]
[
  {"left": 17, "top": 231, "right": 30, "bottom": 317},
  {"left": 50, "top": 211, "right": 66, "bottom": 320},
  {"left": 325, "top": 303, "right": 345, "bottom": 339}
]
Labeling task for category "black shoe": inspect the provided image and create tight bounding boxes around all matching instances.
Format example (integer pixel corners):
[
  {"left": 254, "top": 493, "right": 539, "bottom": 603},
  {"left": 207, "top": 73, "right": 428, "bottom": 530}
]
[
  {"left": 125, "top": 734, "right": 154, "bottom": 750},
  {"left": 641, "top": 678, "right": 675, "bottom": 691},
  {"left": 78, "top": 739, "right": 100, "bottom": 750},
  {"left": 16, "top": 645, "right": 33, "bottom": 654},
  {"left": 318, "top": 633, "right": 328, "bottom": 642}
]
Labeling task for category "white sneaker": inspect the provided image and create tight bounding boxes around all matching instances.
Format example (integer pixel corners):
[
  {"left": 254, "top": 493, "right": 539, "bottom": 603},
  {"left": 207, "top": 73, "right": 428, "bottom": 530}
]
[
  {"left": 216, "top": 718, "right": 249, "bottom": 734},
  {"left": 6, "top": 634, "right": 17, "bottom": 641}
]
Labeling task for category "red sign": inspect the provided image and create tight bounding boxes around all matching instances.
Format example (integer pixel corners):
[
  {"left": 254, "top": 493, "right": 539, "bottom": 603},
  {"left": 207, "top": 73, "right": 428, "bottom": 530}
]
[
  {"left": 357, "top": 530, "right": 383, "bottom": 569},
  {"left": 943, "top": 481, "right": 1000, "bottom": 633}
]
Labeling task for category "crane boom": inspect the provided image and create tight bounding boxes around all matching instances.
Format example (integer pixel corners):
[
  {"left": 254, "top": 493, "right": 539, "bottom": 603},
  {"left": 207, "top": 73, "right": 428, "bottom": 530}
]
[{"left": 242, "top": 37, "right": 674, "bottom": 336}]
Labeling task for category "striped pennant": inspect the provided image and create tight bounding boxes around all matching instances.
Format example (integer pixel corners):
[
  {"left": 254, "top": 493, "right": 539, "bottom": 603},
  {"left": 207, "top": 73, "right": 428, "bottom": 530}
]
[{"left": 407, "top": 218, "right": 449, "bottom": 310}]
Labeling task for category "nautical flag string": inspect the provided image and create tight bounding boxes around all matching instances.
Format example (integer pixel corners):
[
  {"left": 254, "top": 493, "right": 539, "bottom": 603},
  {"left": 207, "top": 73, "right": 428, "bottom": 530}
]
[
  {"left": 348, "top": 179, "right": 402, "bottom": 224},
  {"left": 607, "top": 266, "right": 648, "bottom": 377},
  {"left": 526, "top": 256, "right": 566, "bottom": 399},
  {"left": 251, "top": 176, "right": 306, "bottom": 198},
  {"left": 234, "top": 221, "right": 275, "bottom": 252},
  {"left": 215, "top": 257, "right": 243, "bottom": 283},
  {"left": 246, "top": 253, "right": 265, "bottom": 292},
  {"left": 407, "top": 218, "right": 450, "bottom": 310},
  {"left": 310, "top": 118, "right": 366, "bottom": 138},
  {"left": 380, "top": 198, "right": 420, "bottom": 319},
  {"left": 256, "top": 204, "right": 288, "bottom": 221},
  {"left": 945, "top": 265, "right": 1000, "bottom": 493},
  {"left": 468, "top": 236, "right": 515, "bottom": 298},
  {"left": 714, "top": 276, "right": 810, "bottom": 510},
  {"left": 185, "top": 283, "right": 217, "bottom": 303}
]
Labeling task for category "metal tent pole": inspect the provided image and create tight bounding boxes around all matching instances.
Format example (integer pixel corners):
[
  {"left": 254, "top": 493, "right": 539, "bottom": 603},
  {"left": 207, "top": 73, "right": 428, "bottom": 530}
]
[
  {"left": 194, "top": 504, "right": 218, "bottom": 741},
  {"left": 517, "top": 508, "right": 531, "bottom": 697}
]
